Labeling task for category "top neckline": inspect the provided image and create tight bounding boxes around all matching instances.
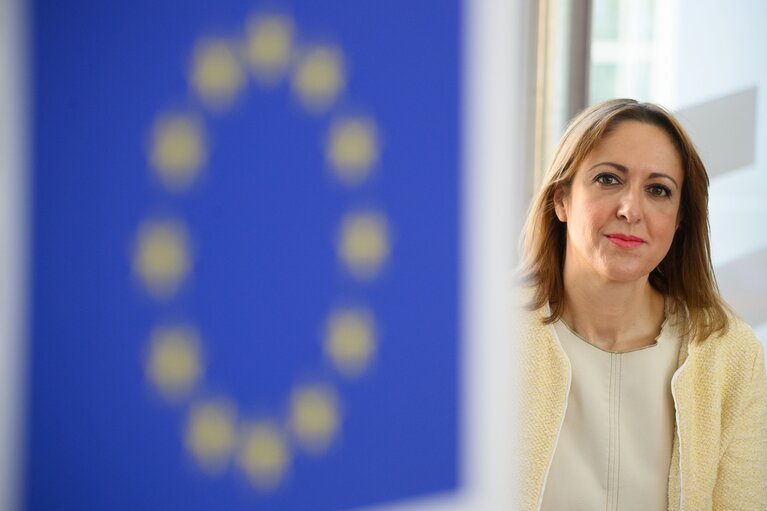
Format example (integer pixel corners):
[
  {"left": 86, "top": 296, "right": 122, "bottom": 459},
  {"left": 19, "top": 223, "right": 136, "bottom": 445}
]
[{"left": 552, "top": 300, "right": 671, "bottom": 355}]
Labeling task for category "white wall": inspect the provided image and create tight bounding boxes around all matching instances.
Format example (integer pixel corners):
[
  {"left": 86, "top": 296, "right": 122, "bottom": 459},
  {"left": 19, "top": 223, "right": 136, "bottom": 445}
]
[
  {"left": 671, "top": 0, "right": 767, "bottom": 342},
  {"left": 0, "top": 0, "right": 27, "bottom": 508}
]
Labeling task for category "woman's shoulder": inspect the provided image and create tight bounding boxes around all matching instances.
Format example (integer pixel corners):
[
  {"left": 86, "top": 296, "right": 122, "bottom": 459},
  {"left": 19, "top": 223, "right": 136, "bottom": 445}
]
[
  {"left": 695, "top": 311, "right": 764, "bottom": 370},
  {"left": 513, "top": 286, "right": 549, "bottom": 330},
  {"left": 716, "top": 312, "right": 761, "bottom": 349}
]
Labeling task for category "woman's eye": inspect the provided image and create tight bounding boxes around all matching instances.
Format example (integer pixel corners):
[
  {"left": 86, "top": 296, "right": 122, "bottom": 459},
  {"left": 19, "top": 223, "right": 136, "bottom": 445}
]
[
  {"left": 647, "top": 184, "right": 672, "bottom": 198},
  {"left": 595, "top": 173, "right": 619, "bottom": 185}
]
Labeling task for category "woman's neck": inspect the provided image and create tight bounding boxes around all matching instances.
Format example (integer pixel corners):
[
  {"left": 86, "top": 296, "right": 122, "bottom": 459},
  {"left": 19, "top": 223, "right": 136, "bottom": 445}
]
[{"left": 561, "top": 269, "right": 666, "bottom": 352}]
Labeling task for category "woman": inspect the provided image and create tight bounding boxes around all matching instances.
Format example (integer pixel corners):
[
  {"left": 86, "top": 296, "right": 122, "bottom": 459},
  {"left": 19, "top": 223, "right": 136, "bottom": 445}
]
[{"left": 518, "top": 99, "right": 767, "bottom": 510}]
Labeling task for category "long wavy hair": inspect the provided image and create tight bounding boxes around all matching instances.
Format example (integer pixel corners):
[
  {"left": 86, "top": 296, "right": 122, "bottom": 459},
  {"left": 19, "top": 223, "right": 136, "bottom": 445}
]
[{"left": 520, "top": 98, "right": 729, "bottom": 343}]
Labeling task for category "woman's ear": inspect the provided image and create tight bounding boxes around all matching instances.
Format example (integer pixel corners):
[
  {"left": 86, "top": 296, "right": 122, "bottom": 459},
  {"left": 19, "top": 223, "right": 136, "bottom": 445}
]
[{"left": 553, "top": 187, "right": 567, "bottom": 222}]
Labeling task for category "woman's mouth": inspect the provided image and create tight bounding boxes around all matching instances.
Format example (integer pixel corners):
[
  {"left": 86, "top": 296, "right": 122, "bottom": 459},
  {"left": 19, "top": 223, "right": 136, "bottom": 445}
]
[{"left": 606, "top": 234, "right": 644, "bottom": 249}]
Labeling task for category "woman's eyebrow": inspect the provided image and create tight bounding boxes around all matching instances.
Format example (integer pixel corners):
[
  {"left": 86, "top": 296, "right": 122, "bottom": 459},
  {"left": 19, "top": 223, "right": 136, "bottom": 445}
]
[
  {"left": 589, "top": 161, "right": 628, "bottom": 174},
  {"left": 589, "top": 161, "right": 679, "bottom": 188},
  {"left": 648, "top": 172, "right": 679, "bottom": 188}
]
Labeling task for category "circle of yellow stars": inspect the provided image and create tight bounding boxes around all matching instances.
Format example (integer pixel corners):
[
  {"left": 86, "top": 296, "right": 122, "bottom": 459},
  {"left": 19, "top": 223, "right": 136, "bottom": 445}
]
[{"left": 133, "top": 11, "right": 390, "bottom": 492}]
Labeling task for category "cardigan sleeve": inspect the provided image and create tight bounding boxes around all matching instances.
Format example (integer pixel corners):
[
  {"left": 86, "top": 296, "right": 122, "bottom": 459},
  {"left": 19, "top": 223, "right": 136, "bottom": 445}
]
[{"left": 712, "top": 342, "right": 767, "bottom": 510}]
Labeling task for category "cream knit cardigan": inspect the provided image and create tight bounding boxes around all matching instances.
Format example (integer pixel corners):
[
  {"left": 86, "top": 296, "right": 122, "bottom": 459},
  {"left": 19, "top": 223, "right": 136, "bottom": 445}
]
[{"left": 519, "top": 304, "right": 767, "bottom": 511}]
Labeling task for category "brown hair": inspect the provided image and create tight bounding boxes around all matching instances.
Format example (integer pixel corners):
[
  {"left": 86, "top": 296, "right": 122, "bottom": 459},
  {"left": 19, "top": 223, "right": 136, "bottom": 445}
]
[{"left": 520, "top": 98, "right": 728, "bottom": 343}]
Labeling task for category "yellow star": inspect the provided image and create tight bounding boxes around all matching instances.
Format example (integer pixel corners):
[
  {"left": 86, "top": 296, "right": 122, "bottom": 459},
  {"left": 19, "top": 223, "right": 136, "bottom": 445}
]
[
  {"left": 338, "top": 212, "right": 390, "bottom": 280},
  {"left": 133, "top": 221, "right": 191, "bottom": 298},
  {"left": 292, "top": 45, "right": 345, "bottom": 112},
  {"left": 149, "top": 115, "right": 206, "bottom": 191},
  {"left": 191, "top": 38, "right": 245, "bottom": 110},
  {"left": 246, "top": 14, "right": 294, "bottom": 84},
  {"left": 325, "top": 309, "right": 376, "bottom": 377},
  {"left": 237, "top": 421, "right": 290, "bottom": 490},
  {"left": 326, "top": 117, "right": 380, "bottom": 185},
  {"left": 145, "top": 325, "right": 202, "bottom": 400},
  {"left": 185, "top": 399, "right": 237, "bottom": 472},
  {"left": 290, "top": 385, "right": 341, "bottom": 454}
]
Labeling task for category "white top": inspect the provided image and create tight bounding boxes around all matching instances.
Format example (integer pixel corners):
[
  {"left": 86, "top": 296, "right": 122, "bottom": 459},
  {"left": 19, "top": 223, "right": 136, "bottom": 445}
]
[{"left": 540, "top": 315, "right": 682, "bottom": 511}]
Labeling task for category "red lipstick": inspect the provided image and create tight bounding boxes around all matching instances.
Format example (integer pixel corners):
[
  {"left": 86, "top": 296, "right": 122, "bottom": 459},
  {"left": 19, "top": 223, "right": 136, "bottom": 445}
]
[{"left": 606, "top": 234, "right": 644, "bottom": 249}]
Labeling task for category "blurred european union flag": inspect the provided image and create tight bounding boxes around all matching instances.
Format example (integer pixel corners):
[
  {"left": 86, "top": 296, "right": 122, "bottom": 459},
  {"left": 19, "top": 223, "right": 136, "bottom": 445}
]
[{"left": 25, "top": 0, "right": 459, "bottom": 509}]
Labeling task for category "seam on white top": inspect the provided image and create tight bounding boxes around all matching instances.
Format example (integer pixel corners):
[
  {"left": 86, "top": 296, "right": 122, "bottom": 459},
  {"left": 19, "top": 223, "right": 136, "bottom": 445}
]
[{"left": 536, "top": 319, "right": 572, "bottom": 511}]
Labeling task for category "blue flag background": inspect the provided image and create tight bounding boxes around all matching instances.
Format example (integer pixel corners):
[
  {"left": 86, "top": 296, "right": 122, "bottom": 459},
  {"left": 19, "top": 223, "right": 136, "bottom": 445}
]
[{"left": 25, "top": 1, "right": 460, "bottom": 509}]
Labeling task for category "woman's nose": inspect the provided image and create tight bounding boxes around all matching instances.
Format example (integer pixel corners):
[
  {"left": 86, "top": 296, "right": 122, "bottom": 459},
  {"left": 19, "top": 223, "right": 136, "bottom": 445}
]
[{"left": 617, "top": 189, "right": 642, "bottom": 223}]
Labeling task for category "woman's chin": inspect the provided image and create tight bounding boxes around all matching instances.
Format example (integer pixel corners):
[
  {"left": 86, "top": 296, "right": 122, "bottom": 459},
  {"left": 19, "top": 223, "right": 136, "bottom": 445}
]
[{"left": 596, "top": 265, "right": 654, "bottom": 284}]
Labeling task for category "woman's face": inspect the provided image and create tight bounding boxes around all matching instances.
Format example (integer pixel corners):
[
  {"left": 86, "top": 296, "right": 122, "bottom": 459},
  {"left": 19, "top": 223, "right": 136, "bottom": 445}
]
[{"left": 554, "top": 120, "right": 684, "bottom": 284}]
